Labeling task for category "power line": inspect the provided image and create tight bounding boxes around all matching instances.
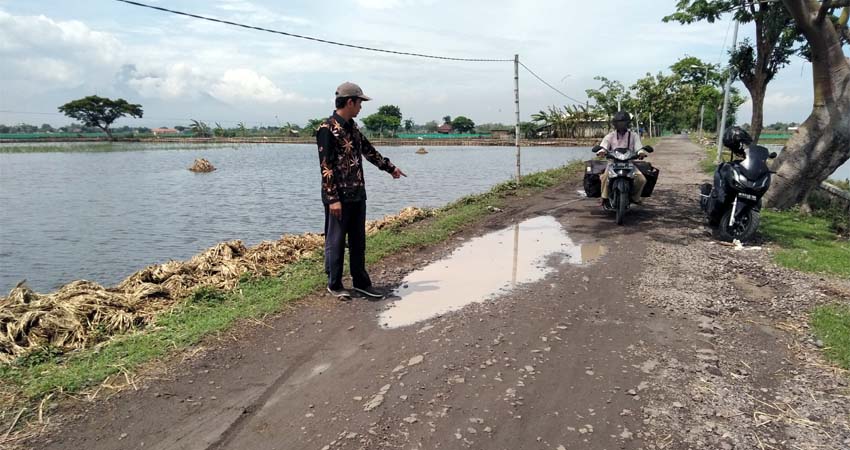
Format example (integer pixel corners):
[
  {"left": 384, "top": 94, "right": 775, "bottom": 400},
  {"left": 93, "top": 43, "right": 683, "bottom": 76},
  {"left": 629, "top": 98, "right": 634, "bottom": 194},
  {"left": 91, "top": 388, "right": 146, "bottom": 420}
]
[
  {"left": 718, "top": 14, "right": 735, "bottom": 67},
  {"left": 114, "top": 0, "right": 513, "bottom": 62},
  {"left": 517, "top": 61, "right": 585, "bottom": 105}
]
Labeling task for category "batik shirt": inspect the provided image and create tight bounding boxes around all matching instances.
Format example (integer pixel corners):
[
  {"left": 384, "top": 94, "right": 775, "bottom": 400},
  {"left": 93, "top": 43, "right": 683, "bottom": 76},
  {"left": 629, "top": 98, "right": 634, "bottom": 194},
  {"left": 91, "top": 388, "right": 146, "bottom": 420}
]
[{"left": 317, "top": 112, "right": 396, "bottom": 204}]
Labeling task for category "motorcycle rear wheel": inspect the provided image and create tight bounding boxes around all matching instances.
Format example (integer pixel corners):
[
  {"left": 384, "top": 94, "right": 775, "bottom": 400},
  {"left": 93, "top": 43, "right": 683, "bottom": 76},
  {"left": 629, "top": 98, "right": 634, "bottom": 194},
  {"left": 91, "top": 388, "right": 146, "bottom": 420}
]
[{"left": 717, "top": 209, "right": 760, "bottom": 242}]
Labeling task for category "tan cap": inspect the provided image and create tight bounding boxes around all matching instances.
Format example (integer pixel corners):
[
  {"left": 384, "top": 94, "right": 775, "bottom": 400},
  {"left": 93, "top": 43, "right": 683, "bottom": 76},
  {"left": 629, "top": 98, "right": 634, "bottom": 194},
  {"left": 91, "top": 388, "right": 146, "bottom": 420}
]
[{"left": 335, "top": 82, "right": 371, "bottom": 101}]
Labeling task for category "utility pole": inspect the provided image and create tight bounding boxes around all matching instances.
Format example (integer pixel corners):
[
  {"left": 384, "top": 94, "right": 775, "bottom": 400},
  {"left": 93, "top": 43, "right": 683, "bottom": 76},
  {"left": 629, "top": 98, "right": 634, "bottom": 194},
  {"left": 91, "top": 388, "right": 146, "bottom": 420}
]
[
  {"left": 514, "top": 54, "right": 521, "bottom": 183},
  {"left": 717, "top": 18, "right": 739, "bottom": 164},
  {"left": 649, "top": 112, "right": 653, "bottom": 139}
]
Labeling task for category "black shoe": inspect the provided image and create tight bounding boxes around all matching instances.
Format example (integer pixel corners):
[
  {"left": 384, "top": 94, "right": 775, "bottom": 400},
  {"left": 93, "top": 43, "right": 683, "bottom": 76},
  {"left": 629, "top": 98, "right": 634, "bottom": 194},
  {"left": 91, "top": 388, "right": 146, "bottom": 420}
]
[
  {"left": 353, "top": 285, "right": 385, "bottom": 299},
  {"left": 327, "top": 286, "right": 351, "bottom": 300}
]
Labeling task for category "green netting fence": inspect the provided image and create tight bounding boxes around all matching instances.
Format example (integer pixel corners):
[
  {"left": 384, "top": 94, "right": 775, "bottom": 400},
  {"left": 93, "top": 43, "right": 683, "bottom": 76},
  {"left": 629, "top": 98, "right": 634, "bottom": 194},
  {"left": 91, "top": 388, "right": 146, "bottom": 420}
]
[{"left": 395, "top": 133, "right": 493, "bottom": 139}]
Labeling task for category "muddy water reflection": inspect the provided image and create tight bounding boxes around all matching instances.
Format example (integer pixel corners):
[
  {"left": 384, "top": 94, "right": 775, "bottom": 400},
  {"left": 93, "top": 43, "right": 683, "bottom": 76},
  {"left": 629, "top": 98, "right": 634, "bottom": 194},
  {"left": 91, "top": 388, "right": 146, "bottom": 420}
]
[{"left": 380, "top": 216, "right": 606, "bottom": 328}]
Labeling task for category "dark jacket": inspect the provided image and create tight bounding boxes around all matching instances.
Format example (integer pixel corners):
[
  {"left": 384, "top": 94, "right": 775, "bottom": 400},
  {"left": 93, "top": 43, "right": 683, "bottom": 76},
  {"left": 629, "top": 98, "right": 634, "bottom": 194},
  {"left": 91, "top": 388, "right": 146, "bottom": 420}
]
[{"left": 317, "top": 112, "right": 396, "bottom": 204}]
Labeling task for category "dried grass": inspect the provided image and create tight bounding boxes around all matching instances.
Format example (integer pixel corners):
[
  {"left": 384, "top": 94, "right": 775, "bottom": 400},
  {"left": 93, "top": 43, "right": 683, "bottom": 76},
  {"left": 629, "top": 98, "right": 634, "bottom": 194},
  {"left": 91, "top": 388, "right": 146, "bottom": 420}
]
[
  {"left": 188, "top": 158, "right": 215, "bottom": 172},
  {"left": 0, "top": 207, "right": 432, "bottom": 365}
]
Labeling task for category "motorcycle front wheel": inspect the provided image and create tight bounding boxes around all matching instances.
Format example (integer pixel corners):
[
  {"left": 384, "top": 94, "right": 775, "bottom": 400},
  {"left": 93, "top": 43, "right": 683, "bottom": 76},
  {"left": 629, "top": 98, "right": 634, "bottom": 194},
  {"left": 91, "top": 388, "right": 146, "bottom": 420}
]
[
  {"left": 615, "top": 189, "right": 629, "bottom": 225},
  {"left": 717, "top": 208, "right": 760, "bottom": 242}
]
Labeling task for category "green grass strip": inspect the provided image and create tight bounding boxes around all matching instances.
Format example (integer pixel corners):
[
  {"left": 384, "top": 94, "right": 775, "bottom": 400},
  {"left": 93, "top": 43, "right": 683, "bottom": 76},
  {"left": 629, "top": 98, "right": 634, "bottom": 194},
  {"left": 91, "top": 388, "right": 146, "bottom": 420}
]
[
  {"left": 0, "top": 162, "right": 582, "bottom": 401},
  {"left": 811, "top": 304, "right": 850, "bottom": 370},
  {"left": 761, "top": 210, "right": 850, "bottom": 278}
]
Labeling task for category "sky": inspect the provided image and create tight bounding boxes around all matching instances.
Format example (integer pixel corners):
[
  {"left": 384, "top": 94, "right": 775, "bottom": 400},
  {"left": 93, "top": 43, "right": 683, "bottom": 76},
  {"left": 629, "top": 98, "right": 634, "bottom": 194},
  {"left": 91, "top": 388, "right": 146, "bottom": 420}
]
[{"left": 0, "top": 0, "right": 823, "bottom": 130}]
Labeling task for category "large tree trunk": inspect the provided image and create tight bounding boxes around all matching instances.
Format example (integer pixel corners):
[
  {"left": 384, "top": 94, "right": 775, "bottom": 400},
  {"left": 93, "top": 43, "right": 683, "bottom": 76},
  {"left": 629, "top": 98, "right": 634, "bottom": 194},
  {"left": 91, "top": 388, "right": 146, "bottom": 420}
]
[
  {"left": 764, "top": 1, "right": 850, "bottom": 209},
  {"left": 748, "top": 81, "right": 766, "bottom": 142}
]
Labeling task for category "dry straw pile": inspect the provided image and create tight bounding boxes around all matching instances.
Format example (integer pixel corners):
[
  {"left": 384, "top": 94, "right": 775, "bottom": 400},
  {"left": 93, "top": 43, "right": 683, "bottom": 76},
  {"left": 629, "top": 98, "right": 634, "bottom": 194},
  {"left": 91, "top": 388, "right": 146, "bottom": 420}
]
[
  {"left": 0, "top": 207, "right": 432, "bottom": 364},
  {"left": 188, "top": 158, "right": 216, "bottom": 172}
]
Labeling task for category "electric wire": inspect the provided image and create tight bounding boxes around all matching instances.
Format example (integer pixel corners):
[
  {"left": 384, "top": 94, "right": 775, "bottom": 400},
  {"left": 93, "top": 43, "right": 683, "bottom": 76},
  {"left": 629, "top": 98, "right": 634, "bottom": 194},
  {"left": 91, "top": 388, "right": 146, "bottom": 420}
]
[
  {"left": 517, "top": 62, "right": 585, "bottom": 104},
  {"left": 114, "top": 0, "right": 513, "bottom": 62}
]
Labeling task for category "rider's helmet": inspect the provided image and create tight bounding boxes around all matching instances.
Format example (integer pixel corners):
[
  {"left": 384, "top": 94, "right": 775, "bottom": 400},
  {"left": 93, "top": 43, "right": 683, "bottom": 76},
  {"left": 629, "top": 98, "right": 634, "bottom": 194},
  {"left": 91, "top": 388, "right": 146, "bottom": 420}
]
[
  {"left": 722, "top": 126, "right": 752, "bottom": 155},
  {"left": 612, "top": 111, "right": 631, "bottom": 132}
]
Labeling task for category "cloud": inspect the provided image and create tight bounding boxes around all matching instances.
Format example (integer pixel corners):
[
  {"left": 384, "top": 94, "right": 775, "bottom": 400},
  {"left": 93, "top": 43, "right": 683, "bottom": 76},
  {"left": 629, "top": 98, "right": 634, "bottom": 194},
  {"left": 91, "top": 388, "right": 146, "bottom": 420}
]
[
  {"left": 763, "top": 92, "right": 804, "bottom": 108},
  {"left": 209, "top": 68, "right": 288, "bottom": 103},
  {"left": 125, "top": 63, "right": 204, "bottom": 100},
  {"left": 354, "top": 0, "right": 436, "bottom": 9},
  {"left": 0, "top": 10, "right": 122, "bottom": 65},
  {"left": 121, "top": 63, "right": 311, "bottom": 105},
  {"left": 10, "top": 57, "right": 80, "bottom": 84},
  {"left": 214, "top": 0, "right": 312, "bottom": 26}
]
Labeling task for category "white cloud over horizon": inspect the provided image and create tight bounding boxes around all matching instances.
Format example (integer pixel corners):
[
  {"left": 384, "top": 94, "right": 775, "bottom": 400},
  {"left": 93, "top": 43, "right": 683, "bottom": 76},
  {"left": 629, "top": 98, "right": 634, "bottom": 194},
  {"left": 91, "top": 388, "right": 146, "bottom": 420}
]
[{"left": 0, "top": 1, "right": 830, "bottom": 128}]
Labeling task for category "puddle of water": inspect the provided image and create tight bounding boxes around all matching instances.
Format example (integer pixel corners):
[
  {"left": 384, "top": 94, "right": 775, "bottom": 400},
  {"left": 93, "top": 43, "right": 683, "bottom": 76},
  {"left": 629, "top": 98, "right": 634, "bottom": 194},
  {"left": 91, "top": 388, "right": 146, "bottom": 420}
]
[
  {"left": 580, "top": 243, "right": 607, "bottom": 263},
  {"left": 380, "top": 216, "right": 607, "bottom": 328}
]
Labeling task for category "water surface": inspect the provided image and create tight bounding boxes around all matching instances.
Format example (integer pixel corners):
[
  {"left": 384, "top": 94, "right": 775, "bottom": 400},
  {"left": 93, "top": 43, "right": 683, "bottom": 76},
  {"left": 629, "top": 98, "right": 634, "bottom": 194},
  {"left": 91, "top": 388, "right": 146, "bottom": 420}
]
[
  {"left": 381, "top": 216, "right": 605, "bottom": 328},
  {"left": 0, "top": 143, "right": 587, "bottom": 292}
]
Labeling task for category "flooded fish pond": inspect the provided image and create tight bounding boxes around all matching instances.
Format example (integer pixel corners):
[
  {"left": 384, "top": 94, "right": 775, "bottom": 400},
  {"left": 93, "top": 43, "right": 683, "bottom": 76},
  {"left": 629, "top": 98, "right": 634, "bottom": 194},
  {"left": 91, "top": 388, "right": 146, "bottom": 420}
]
[{"left": 0, "top": 143, "right": 589, "bottom": 292}]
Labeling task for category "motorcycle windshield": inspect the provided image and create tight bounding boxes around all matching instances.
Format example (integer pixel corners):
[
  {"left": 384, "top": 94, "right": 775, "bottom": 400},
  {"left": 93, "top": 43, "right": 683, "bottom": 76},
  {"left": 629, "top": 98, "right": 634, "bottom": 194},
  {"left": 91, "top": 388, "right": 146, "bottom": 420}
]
[{"left": 741, "top": 145, "right": 770, "bottom": 180}]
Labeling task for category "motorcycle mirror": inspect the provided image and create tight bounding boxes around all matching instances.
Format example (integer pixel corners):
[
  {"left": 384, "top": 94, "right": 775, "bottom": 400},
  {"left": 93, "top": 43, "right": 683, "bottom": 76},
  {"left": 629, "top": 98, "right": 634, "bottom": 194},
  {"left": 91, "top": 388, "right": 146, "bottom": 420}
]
[
  {"left": 768, "top": 152, "right": 778, "bottom": 159},
  {"left": 641, "top": 145, "right": 654, "bottom": 153}
]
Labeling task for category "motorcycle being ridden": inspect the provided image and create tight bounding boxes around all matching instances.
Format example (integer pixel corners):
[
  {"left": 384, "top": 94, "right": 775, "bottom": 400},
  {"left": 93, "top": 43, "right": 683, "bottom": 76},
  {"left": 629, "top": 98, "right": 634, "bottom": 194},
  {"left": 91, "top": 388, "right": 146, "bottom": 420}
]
[
  {"left": 593, "top": 111, "right": 655, "bottom": 225},
  {"left": 700, "top": 126, "right": 777, "bottom": 242}
]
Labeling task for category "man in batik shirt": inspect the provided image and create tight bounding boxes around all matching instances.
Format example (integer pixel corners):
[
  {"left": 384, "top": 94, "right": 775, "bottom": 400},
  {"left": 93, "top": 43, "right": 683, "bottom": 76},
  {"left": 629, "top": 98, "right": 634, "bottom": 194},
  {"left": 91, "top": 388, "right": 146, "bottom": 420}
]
[{"left": 317, "top": 82, "right": 406, "bottom": 300}]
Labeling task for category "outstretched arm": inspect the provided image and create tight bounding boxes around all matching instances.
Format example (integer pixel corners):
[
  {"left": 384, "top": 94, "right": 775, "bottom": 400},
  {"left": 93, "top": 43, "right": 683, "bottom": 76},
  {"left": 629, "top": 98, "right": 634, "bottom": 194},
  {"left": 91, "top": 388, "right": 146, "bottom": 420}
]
[{"left": 360, "top": 133, "right": 401, "bottom": 176}]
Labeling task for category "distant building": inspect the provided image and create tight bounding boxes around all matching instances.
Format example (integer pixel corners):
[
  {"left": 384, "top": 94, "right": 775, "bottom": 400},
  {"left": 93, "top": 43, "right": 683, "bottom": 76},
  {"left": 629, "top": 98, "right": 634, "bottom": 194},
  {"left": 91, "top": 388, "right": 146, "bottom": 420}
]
[
  {"left": 490, "top": 129, "right": 512, "bottom": 140},
  {"left": 152, "top": 127, "right": 179, "bottom": 135},
  {"left": 787, "top": 126, "right": 799, "bottom": 131},
  {"left": 436, "top": 123, "right": 453, "bottom": 134}
]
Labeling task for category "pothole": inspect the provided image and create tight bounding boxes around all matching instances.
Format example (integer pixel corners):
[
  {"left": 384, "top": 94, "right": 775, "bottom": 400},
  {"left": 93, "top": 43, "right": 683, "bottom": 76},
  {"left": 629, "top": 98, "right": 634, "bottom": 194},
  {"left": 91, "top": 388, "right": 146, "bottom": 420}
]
[{"left": 379, "top": 216, "right": 606, "bottom": 328}]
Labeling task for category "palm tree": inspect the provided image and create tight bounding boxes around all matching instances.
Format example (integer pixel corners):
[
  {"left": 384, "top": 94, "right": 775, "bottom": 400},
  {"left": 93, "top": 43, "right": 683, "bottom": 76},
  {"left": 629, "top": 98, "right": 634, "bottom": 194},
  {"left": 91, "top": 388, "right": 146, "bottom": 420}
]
[
  {"left": 190, "top": 119, "right": 211, "bottom": 137},
  {"left": 532, "top": 105, "right": 602, "bottom": 138}
]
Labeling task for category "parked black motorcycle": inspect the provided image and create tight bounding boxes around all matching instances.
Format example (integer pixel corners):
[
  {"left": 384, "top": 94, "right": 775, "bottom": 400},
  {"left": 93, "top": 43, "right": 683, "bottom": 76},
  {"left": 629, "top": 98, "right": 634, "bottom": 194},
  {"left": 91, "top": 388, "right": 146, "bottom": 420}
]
[
  {"left": 585, "top": 145, "right": 658, "bottom": 225},
  {"left": 700, "top": 127, "right": 777, "bottom": 242}
]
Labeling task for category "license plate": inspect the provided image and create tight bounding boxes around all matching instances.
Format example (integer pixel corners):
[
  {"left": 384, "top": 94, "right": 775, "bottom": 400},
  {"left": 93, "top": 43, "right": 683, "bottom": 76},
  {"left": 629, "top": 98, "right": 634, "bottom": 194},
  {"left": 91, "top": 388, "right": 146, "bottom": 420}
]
[
  {"left": 613, "top": 163, "right": 631, "bottom": 170},
  {"left": 738, "top": 193, "right": 757, "bottom": 201}
]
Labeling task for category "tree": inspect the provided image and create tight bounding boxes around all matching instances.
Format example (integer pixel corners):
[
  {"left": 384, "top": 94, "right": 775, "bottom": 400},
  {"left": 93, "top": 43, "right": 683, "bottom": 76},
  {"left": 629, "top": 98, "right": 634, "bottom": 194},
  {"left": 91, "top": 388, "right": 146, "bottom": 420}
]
[
  {"left": 57, "top": 95, "right": 143, "bottom": 139},
  {"left": 237, "top": 122, "right": 248, "bottom": 137},
  {"left": 519, "top": 122, "right": 538, "bottom": 139},
  {"left": 451, "top": 116, "right": 475, "bottom": 133},
  {"left": 442, "top": 115, "right": 452, "bottom": 125},
  {"left": 664, "top": 1, "right": 800, "bottom": 141},
  {"left": 190, "top": 119, "right": 211, "bottom": 137},
  {"left": 280, "top": 122, "right": 299, "bottom": 136},
  {"left": 403, "top": 118, "right": 415, "bottom": 132},
  {"left": 763, "top": 1, "right": 850, "bottom": 209},
  {"left": 585, "top": 76, "right": 631, "bottom": 119},
  {"left": 377, "top": 105, "right": 402, "bottom": 120},
  {"left": 306, "top": 118, "right": 325, "bottom": 136},
  {"left": 362, "top": 105, "right": 403, "bottom": 137},
  {"left": 424, "top": 120, "right": 439, "bottom": 132},
  {"left": 532, "top": 104, "right": 604, "bottom": 138}
]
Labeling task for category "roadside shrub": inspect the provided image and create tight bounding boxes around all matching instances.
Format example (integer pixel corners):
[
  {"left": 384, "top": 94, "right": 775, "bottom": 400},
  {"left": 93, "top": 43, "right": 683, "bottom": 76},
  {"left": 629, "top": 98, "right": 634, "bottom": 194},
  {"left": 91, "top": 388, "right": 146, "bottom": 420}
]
[
  {"left": 14, "top": 345, "right": 63, "bottom": 367},
  {"left": 188, "top": 286, "right": 228, "bottom": 305}
]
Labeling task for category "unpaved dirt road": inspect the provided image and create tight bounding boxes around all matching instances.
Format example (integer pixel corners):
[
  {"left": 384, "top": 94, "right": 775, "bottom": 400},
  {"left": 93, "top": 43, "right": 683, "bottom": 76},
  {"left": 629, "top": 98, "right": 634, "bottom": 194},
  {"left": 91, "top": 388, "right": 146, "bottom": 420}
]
[{"left": 29, "top": 136, "right": 850, "bottom": 450}]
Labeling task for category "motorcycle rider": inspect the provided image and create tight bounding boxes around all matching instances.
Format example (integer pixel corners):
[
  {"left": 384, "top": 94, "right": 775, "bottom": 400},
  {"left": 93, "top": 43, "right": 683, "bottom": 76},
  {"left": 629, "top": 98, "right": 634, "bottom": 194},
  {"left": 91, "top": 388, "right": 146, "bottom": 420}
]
[{"left": 595, "top": 111, "right": 648, "bottom": 206}]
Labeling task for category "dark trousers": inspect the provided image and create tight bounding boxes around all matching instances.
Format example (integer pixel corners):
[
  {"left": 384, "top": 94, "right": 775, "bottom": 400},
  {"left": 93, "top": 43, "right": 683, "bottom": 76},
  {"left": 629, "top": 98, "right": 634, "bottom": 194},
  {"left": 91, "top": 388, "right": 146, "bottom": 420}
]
[{"left": 324, "top": 200, "right": 371, "bottom": 290}]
